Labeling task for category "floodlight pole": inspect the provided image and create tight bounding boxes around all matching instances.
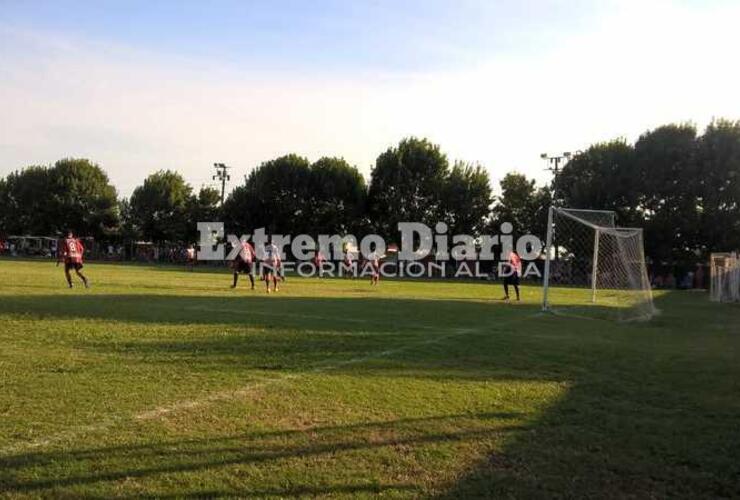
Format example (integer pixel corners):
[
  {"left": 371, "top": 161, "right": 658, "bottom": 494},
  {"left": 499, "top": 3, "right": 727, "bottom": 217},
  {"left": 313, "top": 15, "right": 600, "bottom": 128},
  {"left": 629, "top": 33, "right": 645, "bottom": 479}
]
[
  {"left": 212, "top": 163, "right": 231, "bottom": 206},
  {"left": 542, "top": 206, "right": 555, "bottom": 312}
]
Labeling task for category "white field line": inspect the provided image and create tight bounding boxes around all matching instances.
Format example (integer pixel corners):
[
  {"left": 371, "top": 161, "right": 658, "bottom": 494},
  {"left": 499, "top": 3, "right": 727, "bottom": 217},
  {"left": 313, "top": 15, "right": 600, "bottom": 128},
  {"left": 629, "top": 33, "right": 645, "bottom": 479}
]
[{"left": 0, "top": 312, "right": 537, "bottom": 456}]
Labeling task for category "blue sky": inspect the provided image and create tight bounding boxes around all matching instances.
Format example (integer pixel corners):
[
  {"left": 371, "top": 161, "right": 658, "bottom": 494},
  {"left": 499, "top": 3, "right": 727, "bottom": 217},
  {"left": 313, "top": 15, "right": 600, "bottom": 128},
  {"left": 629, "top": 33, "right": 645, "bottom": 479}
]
[
  {"left": 2, "top": 1, "right": 597, "bottom": 71},
  {"left": 1, "top": 1, "right": 739, "bottom": 195}
]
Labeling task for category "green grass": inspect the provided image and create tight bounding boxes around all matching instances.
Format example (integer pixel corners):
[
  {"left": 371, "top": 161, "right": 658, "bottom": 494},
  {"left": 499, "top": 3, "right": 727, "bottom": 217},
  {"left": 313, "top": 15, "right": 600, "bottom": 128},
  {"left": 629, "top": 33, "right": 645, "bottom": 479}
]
[{"left": 0, "top": 259, "right": 738, "bottom": 498}]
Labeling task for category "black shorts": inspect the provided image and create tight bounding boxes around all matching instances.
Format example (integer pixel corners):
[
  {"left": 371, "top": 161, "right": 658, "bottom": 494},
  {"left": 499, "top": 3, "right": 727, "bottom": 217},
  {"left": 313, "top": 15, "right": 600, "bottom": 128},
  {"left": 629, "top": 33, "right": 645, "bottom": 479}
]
[
  {"left": 233, "top": 259, "right": 253, "bottom": 274},
  {"left": 65, "top": 262, "right": 83, "bottom": 272},
  {"left": 504, "top": 274, "right": 520, "bottom": 286}
]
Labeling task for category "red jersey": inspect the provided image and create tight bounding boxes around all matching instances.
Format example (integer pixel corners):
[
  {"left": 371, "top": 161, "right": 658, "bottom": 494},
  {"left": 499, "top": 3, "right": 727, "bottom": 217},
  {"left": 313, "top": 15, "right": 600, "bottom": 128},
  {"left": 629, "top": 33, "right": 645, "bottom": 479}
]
[
  {"left": 238, "top": 241, "right": 255, "bottom": 263},
  {"left": 313, "top": 251, "right": 324, "bottom": 266},
  {"left": 508, "top": 252, "right": 522, "bottom": 276},
  {"left": 63, "top": 238, "right": 84, "bottom": 264}
]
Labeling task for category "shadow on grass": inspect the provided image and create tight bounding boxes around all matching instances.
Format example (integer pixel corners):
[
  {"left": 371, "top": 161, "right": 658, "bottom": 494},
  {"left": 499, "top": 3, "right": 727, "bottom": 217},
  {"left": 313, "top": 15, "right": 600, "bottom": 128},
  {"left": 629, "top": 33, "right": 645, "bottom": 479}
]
[
  {"left": 0, "top": 412, "right": 526, "bottom": 496},
  {"left": 434, "top": 290, "right": 740, "bottom": 498},
  {"left": 1, "top": 290, "right": 739, "bottom": 497}
]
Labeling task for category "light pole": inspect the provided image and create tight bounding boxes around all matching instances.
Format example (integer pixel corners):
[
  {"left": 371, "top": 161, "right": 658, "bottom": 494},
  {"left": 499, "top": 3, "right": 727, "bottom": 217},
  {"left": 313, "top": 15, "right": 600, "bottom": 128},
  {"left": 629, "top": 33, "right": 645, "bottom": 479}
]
[
  {"left": 213, "top": 163, "right": 231, "bottom": 206},
  {"left": 540, "top": 151, "right": 578, "bottom": 265},
  {"left": 540, "top": 152, "right": 571, "bottom": 203}
]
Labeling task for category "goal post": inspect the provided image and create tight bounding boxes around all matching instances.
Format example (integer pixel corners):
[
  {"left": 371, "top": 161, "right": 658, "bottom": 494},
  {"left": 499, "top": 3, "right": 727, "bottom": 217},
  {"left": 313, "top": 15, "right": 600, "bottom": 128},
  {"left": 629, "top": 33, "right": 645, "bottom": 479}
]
[
  {"left": 710, "top": 252, "right": 740, "bottom": 302},
  {"left": 542, "top": 207, "right": 655, "bottom": 321}
]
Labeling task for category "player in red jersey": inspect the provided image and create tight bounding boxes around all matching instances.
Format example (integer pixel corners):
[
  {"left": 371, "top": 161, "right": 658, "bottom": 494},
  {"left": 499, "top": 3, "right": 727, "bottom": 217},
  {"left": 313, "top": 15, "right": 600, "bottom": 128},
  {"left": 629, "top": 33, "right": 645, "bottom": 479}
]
[
  {"left": 262, "top": 240, "right": 282, "bottom": 293},
  {"left": 58, "top": 231, "right": 89, "bottom": 288},
  {"left": 313, "top": 250, "right": 325, "bottom": 278},
  {"left": 231, "top": 239, "right": 256, "bottom": 289},
  {"left": 502, "top": 250, "right": 522, "bottom": 301}
]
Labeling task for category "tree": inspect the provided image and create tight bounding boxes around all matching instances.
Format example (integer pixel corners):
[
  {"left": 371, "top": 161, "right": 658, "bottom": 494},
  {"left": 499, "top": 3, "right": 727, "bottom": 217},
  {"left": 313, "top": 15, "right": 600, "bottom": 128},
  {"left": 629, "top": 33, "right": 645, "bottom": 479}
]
[
  {"left": 0, "top": 166, "right": 53, "bottom": 235},
  {"left": 0, "top": 158, "right": 118, "bottom": 238},
  {"left": 440, "top": 161, "right": 493, "bottom": 236},
  {"left": 368, "top": 137, "right": 449, "bottom": 241},
  {"left": 695, "top": 119, "right": 740, "bottom": 254},
  {"left": 129, "top": 171, "right": 193, "bottom": 242},
  {"left": 0, "top": 177, "right": 7, "bottom": 235},
  {"left": 491, "top": 172, "right": 550, "bottom": 240},
  {"left": 223, "top": 155, "right": 368, "bottom": 238},
  {"left": 634, "top": 124, "right": 699, "bottom": 264},
  {"left": 221, "top": 185, "right": 252, "bottom": 237},
  {"left": 554, "top": 140, "right": 639, "bottom": 224},
  {"left": 186, "top": 186, "right": 221, "bottom": 241},
  {"left": 308, "top": 157, "right": 367, "bottom": 235},
  {"left": 222, "top": 154, "right": 313, "bottom": 236},
  {"left": 48, "top": 158, "right": 119, "bottom": 238}
]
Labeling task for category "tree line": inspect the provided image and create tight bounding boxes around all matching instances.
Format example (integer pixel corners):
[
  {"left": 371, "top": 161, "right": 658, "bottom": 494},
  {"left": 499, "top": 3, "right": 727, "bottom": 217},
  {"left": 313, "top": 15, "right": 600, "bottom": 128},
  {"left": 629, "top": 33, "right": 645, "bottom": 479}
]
[
  {"left": 554, "top": 119, "right": 740, "bottom": 268},
  {"left": 1, "top": 120, "right": 739, "bottom": 268}
]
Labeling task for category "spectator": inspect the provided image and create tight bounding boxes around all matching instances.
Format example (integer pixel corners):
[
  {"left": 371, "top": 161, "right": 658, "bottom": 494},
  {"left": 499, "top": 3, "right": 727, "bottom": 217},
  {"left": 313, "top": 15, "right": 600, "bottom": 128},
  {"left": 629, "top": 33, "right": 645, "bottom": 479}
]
[{"left": 694, "top": 264, "right": 705, "bottom": 289}]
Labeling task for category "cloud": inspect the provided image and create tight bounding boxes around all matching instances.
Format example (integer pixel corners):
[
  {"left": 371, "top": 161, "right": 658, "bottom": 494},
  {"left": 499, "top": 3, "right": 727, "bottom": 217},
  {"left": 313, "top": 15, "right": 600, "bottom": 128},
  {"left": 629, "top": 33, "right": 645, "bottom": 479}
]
[{"left": 1, "top": 0, "right": 739, "bottom": 197}]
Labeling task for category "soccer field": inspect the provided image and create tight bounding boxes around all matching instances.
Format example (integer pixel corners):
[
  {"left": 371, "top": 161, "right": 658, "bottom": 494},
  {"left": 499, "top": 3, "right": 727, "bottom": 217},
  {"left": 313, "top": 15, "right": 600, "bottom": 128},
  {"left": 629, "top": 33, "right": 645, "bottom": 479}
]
[{"left": 0, "top": 260, "right": 738, "bottom": 498}]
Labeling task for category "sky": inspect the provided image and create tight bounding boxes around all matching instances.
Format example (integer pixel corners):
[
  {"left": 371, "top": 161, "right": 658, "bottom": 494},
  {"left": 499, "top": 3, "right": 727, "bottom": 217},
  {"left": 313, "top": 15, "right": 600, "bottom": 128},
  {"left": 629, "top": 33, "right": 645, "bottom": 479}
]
[{"left": 1, "top": 0, "right": 739, "bottom": 196}]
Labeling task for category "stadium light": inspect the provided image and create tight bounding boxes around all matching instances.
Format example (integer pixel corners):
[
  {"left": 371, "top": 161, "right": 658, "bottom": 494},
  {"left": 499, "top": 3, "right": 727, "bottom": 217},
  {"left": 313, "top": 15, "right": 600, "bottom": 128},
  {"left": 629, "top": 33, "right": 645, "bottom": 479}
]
[{"left": 212, "top": 162, "right": 231, "bottom": 206}]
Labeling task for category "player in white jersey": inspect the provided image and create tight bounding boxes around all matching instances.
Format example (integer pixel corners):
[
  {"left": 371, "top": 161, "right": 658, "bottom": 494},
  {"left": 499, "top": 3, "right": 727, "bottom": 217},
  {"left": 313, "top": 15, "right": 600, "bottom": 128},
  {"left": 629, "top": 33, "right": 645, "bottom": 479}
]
[
  {"left": 366, "top": 250, "right": 381, "bottom": 285},
  {"left": 262, "top": 240, "right": 282, "bottom": 293}
]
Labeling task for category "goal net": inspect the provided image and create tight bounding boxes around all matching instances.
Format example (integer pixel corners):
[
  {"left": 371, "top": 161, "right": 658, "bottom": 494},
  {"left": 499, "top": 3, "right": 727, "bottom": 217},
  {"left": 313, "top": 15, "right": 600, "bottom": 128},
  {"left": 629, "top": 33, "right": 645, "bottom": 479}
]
[
  {"left": 542, "top": 207, "right": 655, "bottom": 321},
  {"left": 710, "top": 252, "right": 740, "bottom": 302}
]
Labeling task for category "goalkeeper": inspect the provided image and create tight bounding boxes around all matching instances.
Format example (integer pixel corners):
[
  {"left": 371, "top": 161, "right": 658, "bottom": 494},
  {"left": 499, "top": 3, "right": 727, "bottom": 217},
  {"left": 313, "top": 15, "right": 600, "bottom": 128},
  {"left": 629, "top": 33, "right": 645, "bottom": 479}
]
[{"left": 502, "top": 250, "right": 521, "bottom": 301}]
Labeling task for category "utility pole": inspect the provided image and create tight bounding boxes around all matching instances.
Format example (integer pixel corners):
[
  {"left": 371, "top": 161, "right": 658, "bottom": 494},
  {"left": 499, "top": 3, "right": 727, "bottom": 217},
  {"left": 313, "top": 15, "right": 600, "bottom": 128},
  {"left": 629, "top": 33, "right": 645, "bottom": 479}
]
[{"left": 212, "top": 163, "right": 231, "bottom": 206}]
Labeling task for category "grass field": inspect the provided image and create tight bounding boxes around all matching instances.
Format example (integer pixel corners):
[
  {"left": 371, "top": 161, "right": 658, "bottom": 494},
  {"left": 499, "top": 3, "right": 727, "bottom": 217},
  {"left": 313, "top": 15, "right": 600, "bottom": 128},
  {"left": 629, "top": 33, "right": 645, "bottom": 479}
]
[{"left": 0, "top": 260, "right": 739, "bottom": 498}]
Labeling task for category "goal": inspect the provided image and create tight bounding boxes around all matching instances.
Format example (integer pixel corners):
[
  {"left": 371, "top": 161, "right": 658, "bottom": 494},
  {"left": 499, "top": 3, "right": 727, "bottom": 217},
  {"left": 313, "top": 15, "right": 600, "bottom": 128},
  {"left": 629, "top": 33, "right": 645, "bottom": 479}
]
[
  {"left": 710, "top": 252, "right": 740, "bottom": 302},
  {"left": 542, "top": 207, "right": 655, "bottom": 321}
]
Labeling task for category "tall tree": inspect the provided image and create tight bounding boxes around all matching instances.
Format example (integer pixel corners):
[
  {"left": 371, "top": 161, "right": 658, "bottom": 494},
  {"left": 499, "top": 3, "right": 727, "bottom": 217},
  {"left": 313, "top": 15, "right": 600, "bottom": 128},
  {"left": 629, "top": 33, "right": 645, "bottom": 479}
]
[
  {"left": 0, "top": 166, "right": 53, "bottom": 235},
  {"left": 184, "top": 186, "right": 221, "bottom": 241},
  {"left": 223, "top": 155, "right": 367, "bottom": 238},
  {"left": 223, "top": 154, "right": 313, "bottom": 236},
  {"left": 491, "top": 172, "right": 550, "bottom": 240},
  {"left": 634, "top": 124, "right": 699, "bottom": 264},
  {"left": 308, "top": 157, "right": 367, "bottom": 235},
  {"left": 0, "top": 159, "right": 118, "bottom": 238},
  {"left": 48, "top": 158, "right": 119, "bottom": 238},
  {"left": 368, "top": 137, "right": 449, "bottom": 241},
  {"left": 129, "top": 170, "right": 193, "bottom": 242},
  {"left": 695, "top": 119, "right": 740, "bottom": 254},
  {"left": 441, "top": 161, "right": 493, "bottom": 236},
  {"left": 554, "top": 140, "right": 639, "bottom": 224}
]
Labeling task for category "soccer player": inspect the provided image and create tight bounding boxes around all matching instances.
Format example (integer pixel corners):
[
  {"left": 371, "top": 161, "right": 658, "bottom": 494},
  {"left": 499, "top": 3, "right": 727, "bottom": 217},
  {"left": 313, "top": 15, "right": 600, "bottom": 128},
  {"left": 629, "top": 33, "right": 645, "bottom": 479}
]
[
  {"left": 262, "top": 239, "right": 282, "bottom": 293},
  {"left": 502, "top": 250, "right": 521, "bottom": 301},
  {"left": 313, "top": 250, "right": 325, "bottom": 278},
  {"left": 343, "top": 250, "right": 355, "bottom": 278},
  {"left": 58, "top": 231, "right": 89, "bottom": 288},
  {"left": 185, "top": 245, "right": 196, "bottom": 271},
  {"left": 231, "top": 239, "right": 256, "bottom": 289},
  {"left": 367, "top": 250, "right": 380, "bottom": 286}
]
